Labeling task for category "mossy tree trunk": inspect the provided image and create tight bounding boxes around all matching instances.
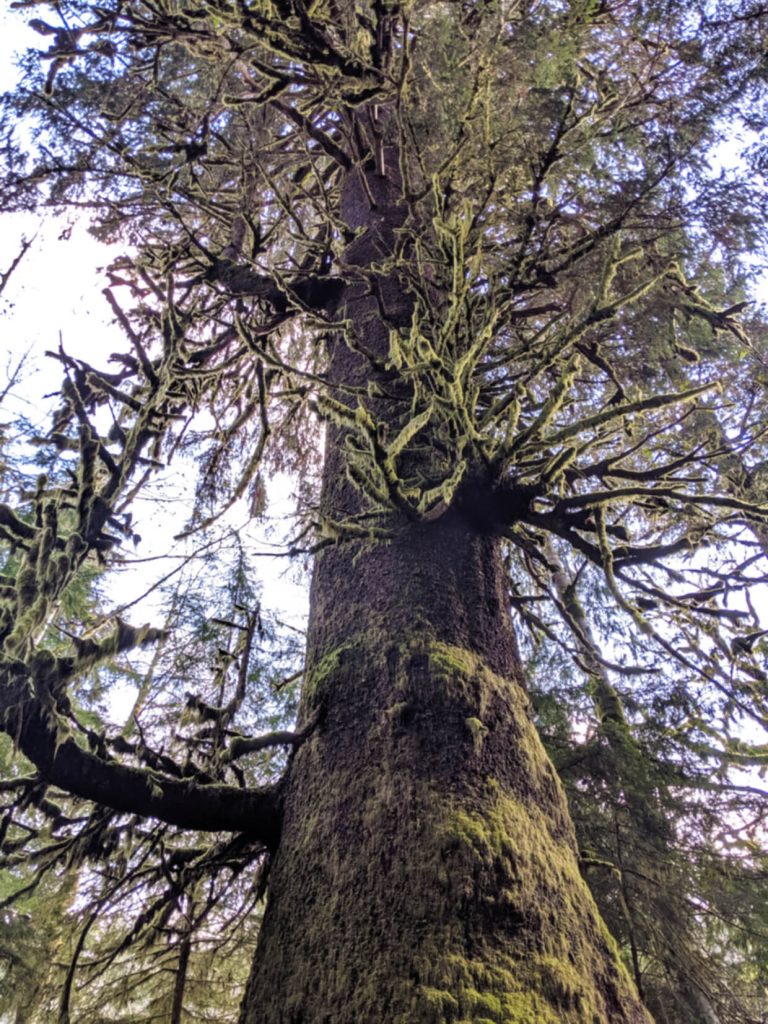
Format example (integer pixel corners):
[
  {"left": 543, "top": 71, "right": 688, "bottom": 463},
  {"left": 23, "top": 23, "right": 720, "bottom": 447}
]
[{"left": 239, "top": 160, "right": 652, "bottom": 1024}]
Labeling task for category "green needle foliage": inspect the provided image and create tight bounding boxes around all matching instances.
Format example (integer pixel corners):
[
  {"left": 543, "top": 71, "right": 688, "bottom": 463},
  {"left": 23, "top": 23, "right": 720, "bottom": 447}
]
[{"left": 0, "top": 1, "right": 767, "bottom": 1021}]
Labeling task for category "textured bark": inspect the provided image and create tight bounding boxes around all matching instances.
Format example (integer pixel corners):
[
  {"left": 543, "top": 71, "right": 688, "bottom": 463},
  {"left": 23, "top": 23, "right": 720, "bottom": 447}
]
[
  {"left": 170, "top": 919, "right": 192, "bottom": 1024},
  {"left": 239, "top": 160, "right": 652, "bottom": 1023}
]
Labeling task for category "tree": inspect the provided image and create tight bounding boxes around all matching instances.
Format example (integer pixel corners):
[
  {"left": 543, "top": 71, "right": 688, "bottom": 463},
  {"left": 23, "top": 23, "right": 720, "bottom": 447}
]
[{"left": 1, "top": 1, "right": 768, "bottom": 1021}]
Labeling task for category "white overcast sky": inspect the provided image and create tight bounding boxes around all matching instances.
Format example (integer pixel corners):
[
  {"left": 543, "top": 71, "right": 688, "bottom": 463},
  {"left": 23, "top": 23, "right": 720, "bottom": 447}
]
[{"left": 0, "top": 8, "right": 311, "bottom": 665}]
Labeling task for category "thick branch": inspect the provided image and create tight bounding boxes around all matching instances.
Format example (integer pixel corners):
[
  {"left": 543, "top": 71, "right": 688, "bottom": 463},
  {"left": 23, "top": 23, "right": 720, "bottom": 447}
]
[
  {"left": 226, "top": 709, "right": 321, "bottom": 762},
  {"left": 273, "top": 100, "right": 352, "bottom": 170},
  {"left": 4, "top": 691, "right": 283, "bottom": 848},
  {"left": 206, "top": 259, "right": 344, "bottom": 312}
]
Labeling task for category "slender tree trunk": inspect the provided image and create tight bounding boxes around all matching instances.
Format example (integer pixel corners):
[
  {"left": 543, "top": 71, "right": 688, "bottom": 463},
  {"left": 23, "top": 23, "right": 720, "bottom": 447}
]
[
  {"left": 170, "top": 901, "right": 193, "bottom": 1024},
  {"left": 239, "top": 160, "right": 651, "bottom": 1024}
]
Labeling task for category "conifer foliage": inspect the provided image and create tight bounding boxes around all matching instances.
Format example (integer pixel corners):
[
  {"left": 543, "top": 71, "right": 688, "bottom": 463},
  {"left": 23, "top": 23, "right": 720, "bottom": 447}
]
[{"left": 1, "top": 1, "right": 768, "bottom": 1021}]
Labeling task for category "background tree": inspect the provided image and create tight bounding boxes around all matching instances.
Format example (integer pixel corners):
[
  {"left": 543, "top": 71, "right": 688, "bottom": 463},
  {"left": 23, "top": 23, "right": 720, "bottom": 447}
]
[{"left": 2, "top": 1, "right": 768, "bottom": 1021}]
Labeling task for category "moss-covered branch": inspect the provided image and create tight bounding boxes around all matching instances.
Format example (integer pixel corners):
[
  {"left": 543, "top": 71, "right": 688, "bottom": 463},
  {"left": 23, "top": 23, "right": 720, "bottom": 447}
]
[{"left": 1, "top": 678, "right": 283, "bottom": 844}]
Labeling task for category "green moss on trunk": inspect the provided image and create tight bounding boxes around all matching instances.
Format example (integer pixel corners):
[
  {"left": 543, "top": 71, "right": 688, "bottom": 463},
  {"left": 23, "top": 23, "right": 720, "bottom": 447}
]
[{"left": 241, "top": 631, "right": 649, "bottom": 1024}]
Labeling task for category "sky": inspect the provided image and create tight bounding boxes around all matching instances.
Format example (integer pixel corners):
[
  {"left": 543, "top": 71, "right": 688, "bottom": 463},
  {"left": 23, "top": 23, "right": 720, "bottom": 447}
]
[
  {"left": 0, "top": 210, "right": 311, "bottom": 714},
  {"left": 0, "top": 203, "right": 311, "bottom": 627},
  {"left": 0, "top": 9, "right": 311, "bottom": 722}
]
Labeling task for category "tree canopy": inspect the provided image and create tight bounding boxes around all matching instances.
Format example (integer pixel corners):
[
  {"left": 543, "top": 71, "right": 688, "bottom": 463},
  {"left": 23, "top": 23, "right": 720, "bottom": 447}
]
[{"left": 1, "top": 1, "right": 768, "bottom": 1021}]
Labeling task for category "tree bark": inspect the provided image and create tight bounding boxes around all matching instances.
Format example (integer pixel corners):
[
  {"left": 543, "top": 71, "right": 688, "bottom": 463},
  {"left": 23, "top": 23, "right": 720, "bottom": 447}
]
[
  {"left": 239, "top": 160, "right": 651, "bottom": 1024},
  {"left": 170, "top": 907, "right": 193, "bottom": 1024}
]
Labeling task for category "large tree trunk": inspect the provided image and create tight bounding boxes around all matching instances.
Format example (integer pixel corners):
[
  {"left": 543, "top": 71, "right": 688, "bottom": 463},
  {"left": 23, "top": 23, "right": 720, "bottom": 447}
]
[{"left": 239, "top": 160, "right": 651, "bottom": 1024}]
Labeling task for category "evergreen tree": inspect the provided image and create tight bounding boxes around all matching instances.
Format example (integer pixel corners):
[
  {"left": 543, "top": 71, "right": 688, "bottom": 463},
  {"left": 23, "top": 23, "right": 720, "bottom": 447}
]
[{"left": 2, "top": 2, "right": 768, "bottom": 1021}]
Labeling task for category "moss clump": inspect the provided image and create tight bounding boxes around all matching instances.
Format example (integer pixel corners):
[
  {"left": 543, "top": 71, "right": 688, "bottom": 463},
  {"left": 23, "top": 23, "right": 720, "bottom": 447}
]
[
  {"left": 302, "top": 641, "right": 352, "bottom": 703},
  {"left": 422, "top": 986, "right": 460, "bottom": 1015},
  {"left": 464, "top": 715, "right": 488, "bottom": 753},
  {"left": 429, "top": 642, "right": 478, "bottom": 679},
  {"left": 461, "top": 987, "right": 502, "bottom": 1016}
]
